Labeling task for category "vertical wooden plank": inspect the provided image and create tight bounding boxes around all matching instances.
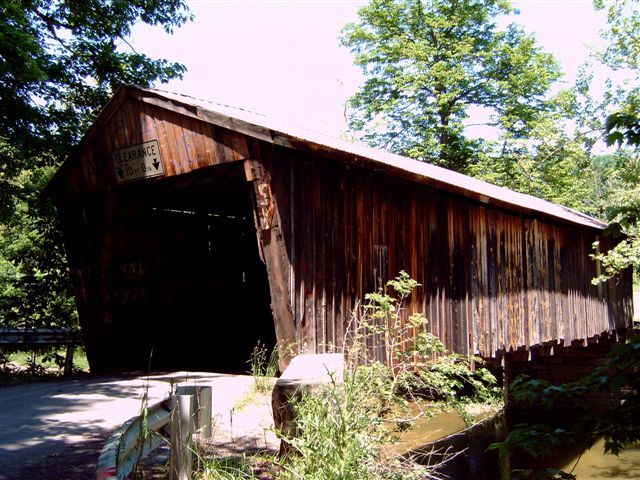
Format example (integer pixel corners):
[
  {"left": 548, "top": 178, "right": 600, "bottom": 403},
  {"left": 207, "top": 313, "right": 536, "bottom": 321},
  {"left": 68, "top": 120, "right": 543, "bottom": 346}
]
[
  {"left": 243, "top": 153, "right": 296, "bottom": 369},
  {"left": 334, "top": 168, "right": 346, "bottom": 349},
  {"left": 313, "top": 159, "right": 325, "bottom": 352},
  {"left": 301, "top": 159, "right": 315, "bottom": 352}
]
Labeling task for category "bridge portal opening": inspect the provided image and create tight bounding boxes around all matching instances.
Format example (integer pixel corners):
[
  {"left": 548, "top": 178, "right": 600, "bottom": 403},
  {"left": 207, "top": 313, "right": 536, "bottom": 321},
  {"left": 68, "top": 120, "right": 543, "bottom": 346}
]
[{"left": 110, "top": 164, "right": 276, "bottom": 373}]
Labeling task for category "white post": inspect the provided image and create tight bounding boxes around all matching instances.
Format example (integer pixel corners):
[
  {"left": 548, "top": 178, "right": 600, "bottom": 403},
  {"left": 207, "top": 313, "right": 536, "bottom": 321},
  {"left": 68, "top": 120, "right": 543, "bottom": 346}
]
[{"left": 169, "top": 394, "right": 193, "bottom": 480}]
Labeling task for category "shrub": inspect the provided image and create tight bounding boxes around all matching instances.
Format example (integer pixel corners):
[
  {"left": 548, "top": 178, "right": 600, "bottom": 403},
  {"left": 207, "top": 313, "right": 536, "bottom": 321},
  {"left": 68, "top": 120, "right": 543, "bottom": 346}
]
[
  {"left": 248, "top": 341, "right": 279, "bottom": 393},
  {"left": 282, "top": 369, "right": 436, "bottom": 480},
  {"left": 346, "top": 271, "right": 500, "bottom": 407}
]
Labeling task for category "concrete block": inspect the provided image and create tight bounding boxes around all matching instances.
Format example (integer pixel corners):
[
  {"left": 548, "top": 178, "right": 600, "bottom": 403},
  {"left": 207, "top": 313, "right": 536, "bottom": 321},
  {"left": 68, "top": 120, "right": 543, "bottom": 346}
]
[{"left": 271, "top": 353, "right": 344, "bottom": 448}]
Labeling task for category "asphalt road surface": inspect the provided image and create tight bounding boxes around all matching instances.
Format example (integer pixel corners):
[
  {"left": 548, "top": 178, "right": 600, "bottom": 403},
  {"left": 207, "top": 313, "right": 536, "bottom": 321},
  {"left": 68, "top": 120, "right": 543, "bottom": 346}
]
[{"left": 0, "top": 372, "right": 254, "bottom": 480}]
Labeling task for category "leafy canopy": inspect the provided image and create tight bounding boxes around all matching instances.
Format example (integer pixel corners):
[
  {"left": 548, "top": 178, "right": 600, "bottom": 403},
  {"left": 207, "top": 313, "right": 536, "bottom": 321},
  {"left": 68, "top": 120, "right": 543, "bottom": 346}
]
[
  {"left": 588, "top": 0, "right": 640, "bottom": 282},
  {"left": 1, "top": 0, "right": 190, "bottom": 166},
  {"left": 341, "top": 0, "right": 561, "bottom": 172},
  {"left": 0, "top": 0, "right": 191, "bottom": 329}
]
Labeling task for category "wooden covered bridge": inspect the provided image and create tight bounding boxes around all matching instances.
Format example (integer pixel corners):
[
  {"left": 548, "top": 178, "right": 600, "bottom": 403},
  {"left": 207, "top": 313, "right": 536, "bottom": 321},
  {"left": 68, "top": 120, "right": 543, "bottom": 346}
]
[{"left": 49, "top": 85, "right": 632, "bottom": 373}]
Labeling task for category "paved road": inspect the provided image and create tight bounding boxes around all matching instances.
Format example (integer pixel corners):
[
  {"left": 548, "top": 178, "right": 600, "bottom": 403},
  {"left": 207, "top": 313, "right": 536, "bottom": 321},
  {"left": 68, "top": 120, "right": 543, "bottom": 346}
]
[{"left": 0, "top": 372, "right": 256, "bottom": 480}]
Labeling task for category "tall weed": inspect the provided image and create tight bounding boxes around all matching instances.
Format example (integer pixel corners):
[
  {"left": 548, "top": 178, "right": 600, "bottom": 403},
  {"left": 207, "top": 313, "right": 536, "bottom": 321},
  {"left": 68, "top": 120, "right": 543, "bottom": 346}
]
[
  {"left": 249, "top": 341, "right": 278, "bottom": 393},
  {"left": 281, "top": 369, "right": 437, "bottom": 480},
  {"left": 346, "top": 271, "right": 500, "bottom": 406}
]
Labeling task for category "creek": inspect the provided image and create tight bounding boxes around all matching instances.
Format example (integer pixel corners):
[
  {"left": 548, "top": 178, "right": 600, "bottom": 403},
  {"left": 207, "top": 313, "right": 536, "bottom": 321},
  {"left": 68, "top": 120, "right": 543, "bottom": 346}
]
[{"left": 390, "top": 406, "right": 640, "bottom": 479}]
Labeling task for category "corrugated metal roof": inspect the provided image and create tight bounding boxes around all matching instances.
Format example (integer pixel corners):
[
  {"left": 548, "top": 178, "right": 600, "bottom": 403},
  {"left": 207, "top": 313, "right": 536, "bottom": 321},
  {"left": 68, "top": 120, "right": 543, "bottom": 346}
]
[{"left": 131, "top": 85, "right": 606, "bottom": 230}]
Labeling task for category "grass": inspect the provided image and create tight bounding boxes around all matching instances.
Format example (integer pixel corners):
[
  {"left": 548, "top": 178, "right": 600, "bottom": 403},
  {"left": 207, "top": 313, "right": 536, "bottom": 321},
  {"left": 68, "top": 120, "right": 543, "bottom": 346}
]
[
  {"left": 194, "top": 368, "right": 447, "bottom": 480},
  {"left": 1, "top": 346, "right": 89, "bottom": 384},
  {"left": 248, "top": 342, "right": 278, "bottom": 394},
  {"left": 196, "top": 455, "right": 271, "bottom": 480}
]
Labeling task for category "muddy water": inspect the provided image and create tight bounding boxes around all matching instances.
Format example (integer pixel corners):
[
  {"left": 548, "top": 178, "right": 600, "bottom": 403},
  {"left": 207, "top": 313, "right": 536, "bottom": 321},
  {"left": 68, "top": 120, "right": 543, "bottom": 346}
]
[
  {"left": 556, "top": 439, "right": 640, "bottom": 479},
  {"left": 389, "top": 409, "right": 467, "bottom": 454},
  {"left": 392, "top": 407, "right": 640, "bottom": 479},
  {"left": 388, "top": 406, "right": 506, "bottom": 479}
]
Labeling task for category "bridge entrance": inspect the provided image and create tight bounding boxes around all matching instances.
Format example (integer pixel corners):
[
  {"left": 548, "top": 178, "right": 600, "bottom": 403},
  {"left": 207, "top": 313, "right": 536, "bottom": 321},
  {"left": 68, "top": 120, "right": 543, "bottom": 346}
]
[{"left": 107, "top": 163, "right": 276, "bottom": 373}]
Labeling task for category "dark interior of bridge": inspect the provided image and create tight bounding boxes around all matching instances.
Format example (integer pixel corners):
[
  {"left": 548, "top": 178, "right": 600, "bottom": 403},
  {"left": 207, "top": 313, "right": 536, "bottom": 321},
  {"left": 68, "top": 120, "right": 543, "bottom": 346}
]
[{"left": 108, "top": 164, "right": 276, "bottom": 373}]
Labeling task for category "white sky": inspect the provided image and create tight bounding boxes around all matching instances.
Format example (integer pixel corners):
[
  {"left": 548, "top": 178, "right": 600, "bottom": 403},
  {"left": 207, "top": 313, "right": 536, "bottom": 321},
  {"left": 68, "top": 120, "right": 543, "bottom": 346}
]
[{"left": 129, "top": 0, "right": 609, "bottom": 137}]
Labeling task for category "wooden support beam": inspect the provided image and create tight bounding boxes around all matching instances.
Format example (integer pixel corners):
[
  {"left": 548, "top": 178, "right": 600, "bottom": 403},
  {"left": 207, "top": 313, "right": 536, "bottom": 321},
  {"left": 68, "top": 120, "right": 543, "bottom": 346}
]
[{"left": 244, "top": 157, "right": 297, "bottom": 370}]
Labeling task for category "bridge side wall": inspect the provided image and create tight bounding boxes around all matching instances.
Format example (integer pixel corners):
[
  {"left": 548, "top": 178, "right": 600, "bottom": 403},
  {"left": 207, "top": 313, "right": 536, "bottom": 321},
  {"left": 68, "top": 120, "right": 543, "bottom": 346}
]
[
  {"left": 266, "top": 145, "right": 633, "bottom": 360},
  {"left": 51, "top": 88, "right": 634, "bottom": 371}
]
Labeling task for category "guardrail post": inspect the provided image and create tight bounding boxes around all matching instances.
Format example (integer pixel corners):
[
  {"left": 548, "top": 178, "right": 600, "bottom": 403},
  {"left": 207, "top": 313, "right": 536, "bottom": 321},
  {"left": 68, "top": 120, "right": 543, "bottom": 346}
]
[
  {"left": 198, "top": 386, "right": 212, "bottom": 438},
  {"left": 169, "top": 395, "right": 193, "bottom": 480},
  {"left": 176, "top": 385, "right": 213, "bottom": 438}
]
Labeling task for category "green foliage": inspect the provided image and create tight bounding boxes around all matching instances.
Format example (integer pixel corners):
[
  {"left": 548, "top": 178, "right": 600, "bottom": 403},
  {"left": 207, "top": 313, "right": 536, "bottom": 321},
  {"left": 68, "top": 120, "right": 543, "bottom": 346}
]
[
  {"left": 0, "top": 0, "right": 191, "bottom": 163},
  {"left": 248, "top": 341, "right": 279, "bottom": 393},
  {"left": 352, "top": 271, "right": 445, "bottom": 371},
  {"left": 605, "top": 103, "right": 640, "bottom": 148},
  {"left": 469, "top": 90, "right": 605, "bottom": 216},
  {"left": 0, "top": 0, "right": 191, "bottom": 331},
  {"left": 594, "top": 0, "right": 640, "bottom": 72},
  {"left": 196, "top": 456, "right": 257, "bottom": 480},
  {"left": 491, "top": 333, "right": 640, "bottom": 478},
  {"left": 1, "top": 346, "right": 89, "bottom": 383},
  {"left": 341, "top": 0, "right": 561, "bottom": 172},
  {"left": 592, "top": 228, "right": 640, "bottom": 284},
  {"left": 283, "top": 373, "right": 383, "bottom": 480},
  {"left": 349, "top": 271, "right": 500, "bottom": 406},
  {"left": 0, "top": 164, "right": 77, "bottom": 328},
  {"left": 416, "top": 355, "right": 500, "bottom": 404},
  {"left": 591, "top": 100, "right": 640, "bottom": 283},
  {"left": 282, "top": 371, "right": 434, "bottom": 480},
  {"left": 593, "top": 0, "right": 640, "bottom": 268}
]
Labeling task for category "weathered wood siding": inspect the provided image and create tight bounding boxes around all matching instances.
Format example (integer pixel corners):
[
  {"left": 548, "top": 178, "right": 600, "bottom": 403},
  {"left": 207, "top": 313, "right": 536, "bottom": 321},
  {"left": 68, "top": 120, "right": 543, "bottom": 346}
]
[
  {"left": 61, "top": 97, "right": 254, "bottom": 194},
  {"left": 54, "top": 99, "right": 266, "bottom": 370},
  {"left": 266, "top": 146, "right": 632, "bottom": 359},
  {"left": 53, "top": 88, "right": 633, "bottom": 370}
]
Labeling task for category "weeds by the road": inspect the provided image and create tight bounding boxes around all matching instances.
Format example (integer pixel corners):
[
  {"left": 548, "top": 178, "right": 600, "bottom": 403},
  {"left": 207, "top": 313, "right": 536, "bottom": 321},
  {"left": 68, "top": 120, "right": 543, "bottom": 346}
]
[
  {"left": 0, "top": 347, "right": 89, "bottom": 385},
  {"left": 249, "top": 342, "right": 279, "bottom": 394}
]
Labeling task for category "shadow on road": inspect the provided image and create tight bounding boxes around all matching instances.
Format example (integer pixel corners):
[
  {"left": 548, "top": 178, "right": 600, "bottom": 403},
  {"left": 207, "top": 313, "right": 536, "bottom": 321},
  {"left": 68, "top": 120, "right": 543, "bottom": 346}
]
[
  {"left": 0, "top": 371, "right": 251, "bottom": 480},
  {"left": 0, "top": 373, "right": 174, "bottom": 480}
]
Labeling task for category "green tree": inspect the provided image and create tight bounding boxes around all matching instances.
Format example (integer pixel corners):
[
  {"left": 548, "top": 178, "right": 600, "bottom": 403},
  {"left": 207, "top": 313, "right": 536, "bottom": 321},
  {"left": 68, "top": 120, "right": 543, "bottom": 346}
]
[
  {"left": 590, "top": 0, "right": 640, "bottom": 282},
  {"left": 0, "top": 160, "right": 75, "bottom": 328},
  {"left": 0, "top": 0, "right": 191, "bottom": 329},
  {"left": 469, "top": 89, "right": 603, "bottom": 215},
  {"left": 592, "top": 102, "right": 640, "bottom": 282},
  {"left": 1, "top": 0, "right": 189, "bottom": 169},
  {"left": 341, "top": 0, "right": 561, "bottom": 172}
]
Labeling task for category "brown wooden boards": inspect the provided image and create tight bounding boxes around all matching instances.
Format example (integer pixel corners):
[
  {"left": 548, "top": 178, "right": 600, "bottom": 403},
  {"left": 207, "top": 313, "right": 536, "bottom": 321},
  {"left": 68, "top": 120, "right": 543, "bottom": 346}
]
[
  {"left": 51, "top": 86, "right": 633, "bottom": 372},
  {"left": 266, "top": 146, "right": 632, "bottom": 359},
  {"left": 244, "top": 152, "right": 296, "bottom": 369}
]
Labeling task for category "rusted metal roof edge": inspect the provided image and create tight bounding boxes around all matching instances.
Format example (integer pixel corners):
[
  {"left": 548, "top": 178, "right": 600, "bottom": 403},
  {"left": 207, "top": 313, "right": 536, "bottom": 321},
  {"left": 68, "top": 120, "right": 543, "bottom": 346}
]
[{"left": 131, "top": 86, "right": 604, "bottom": 231}]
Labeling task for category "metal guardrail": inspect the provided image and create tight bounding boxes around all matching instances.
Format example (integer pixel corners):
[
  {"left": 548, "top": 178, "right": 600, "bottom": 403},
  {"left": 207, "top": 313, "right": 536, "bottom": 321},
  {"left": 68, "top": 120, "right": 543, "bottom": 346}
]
[
  {"left": 0, "top": 328, "right": 83, "bottom": 375},
  {"left": 96, "top": 398, "right": 173, "bottom": 480},
  {"left": 0, "top": 328, "right": 82, "bottom": 346},
  {"left": 96, "top": 386, "right": 212, "bottom": 480}
]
